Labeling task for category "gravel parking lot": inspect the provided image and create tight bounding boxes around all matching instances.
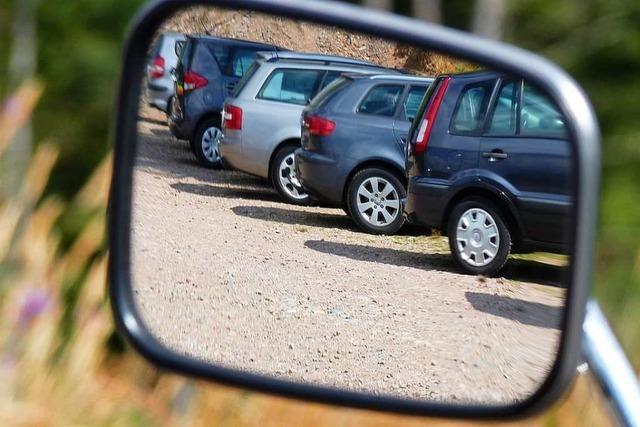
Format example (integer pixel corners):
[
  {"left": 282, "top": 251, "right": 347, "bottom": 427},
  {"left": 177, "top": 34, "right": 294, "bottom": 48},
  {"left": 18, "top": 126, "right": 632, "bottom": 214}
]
[{"left": 132, "top": 106, "right": 566, "bottom": 405}]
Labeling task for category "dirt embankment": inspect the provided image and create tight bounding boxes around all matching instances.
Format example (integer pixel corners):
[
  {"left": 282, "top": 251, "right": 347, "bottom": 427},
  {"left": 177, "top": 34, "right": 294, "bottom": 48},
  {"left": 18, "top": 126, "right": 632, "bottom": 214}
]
[{"left": 160, "top": 7, "right": 477, "bottom": 76}]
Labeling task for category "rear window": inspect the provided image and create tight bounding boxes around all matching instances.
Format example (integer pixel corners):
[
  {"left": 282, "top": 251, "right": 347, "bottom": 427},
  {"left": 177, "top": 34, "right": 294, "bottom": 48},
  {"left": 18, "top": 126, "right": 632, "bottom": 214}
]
[
  {"left": 258, "top": 69, "right": 323, "bottom": 105},
  {"left": 357, "top": 84, "right": 403, "bottom": 117},
  {"left": 232, "top": 61, "right": 260, "bottom": 96},
  {"left": 208, "top": 44, "right": 270, "bottom": 78},
  {"left": 178, "top": 41, "right": 193, "bottom": 71},
  {"left": 308, "top": 76, "right": 351, "bottom": 108}
]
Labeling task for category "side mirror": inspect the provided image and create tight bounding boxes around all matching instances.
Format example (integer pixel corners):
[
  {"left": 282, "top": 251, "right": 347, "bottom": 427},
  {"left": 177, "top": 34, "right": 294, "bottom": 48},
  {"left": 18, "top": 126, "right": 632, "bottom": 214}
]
[{"left": 110, "top": 0, "right": 600, "bottom": 420}]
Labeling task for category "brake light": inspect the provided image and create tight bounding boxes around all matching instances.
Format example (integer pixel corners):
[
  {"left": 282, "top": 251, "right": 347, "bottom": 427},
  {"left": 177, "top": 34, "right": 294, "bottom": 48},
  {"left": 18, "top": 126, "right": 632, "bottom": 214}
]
[
  {"left": 223, "top": 105, "right": 243, "bottom": 130},
  {"left": 414, "top": 76, "right": 451, "bottom": 155},
  {"left": 183, "top": 71, "right": 208, "bottom": 92},
  {"left": 149, "top": 56, "right": 165, "bottom": 79},
  {"left": 304, "top": 115, "right": 336, "bottom": 136}
]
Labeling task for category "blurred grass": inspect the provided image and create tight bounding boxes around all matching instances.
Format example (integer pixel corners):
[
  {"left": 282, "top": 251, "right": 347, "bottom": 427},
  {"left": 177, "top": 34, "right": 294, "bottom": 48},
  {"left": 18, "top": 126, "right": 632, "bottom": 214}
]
[{"left": 0, "top": 81, "right": 618, "bottom": 426}]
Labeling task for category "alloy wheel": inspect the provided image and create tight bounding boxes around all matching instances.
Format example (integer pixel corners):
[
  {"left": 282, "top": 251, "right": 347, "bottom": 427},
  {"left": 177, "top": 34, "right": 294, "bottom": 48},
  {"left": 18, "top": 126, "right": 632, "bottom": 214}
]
[{"left": 355, "top": 177, "right": 400, "bottom": 227}]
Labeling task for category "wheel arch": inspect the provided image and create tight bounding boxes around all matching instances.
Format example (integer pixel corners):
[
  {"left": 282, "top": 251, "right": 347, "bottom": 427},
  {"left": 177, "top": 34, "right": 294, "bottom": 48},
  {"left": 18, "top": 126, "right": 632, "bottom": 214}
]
[
  {"left": 268, "top": 138, "right": 302, "bottom": 182},
  {"left": 442, "top": 186, "right": 524, "bottom": 248}
]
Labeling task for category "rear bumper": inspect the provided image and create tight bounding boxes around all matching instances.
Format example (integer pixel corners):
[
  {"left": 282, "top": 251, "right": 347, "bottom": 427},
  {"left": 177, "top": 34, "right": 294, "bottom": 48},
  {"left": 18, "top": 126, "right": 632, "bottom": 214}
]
[
  {"left": 218, "top": 131, "right": 243, "bottom": 170},
  {"left": 147, "top": 86, "right": 171, "bottom": 112},
  {"left": 404, "top": 176, "right": 449, "bottom": 229},
  {"left": 295, "top": 149, "right": 343, "bottom": 206}
]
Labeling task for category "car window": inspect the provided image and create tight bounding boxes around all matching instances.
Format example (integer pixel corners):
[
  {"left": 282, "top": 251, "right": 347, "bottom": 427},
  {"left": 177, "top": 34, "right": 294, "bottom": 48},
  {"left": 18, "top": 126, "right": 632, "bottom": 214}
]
[
  {"left": 208, "top": 44, "right": 231, "bottom": 73},
  {"left": 357, "top": 84, "right": 403, "bottom": 117},
  {"left": 487, "top": 80, "right": 518, "bottom": 135},
  {"left": 319, "top": 71, "right": 344, "bottom": 90},
  {"left": 520, "top": 83, "right": 568, "bottom": 139},
  {"left": 450, "top": 80, "right": 494, "bottom": 133},
  {"left": 230, "top": 48, "right": 261, "bottom": 78},
  {"left": 403, "top": 85, "right": 428, "bottom": 122},
  {"left": 258, "top": 69, "right": 323, "bottom": 105}
]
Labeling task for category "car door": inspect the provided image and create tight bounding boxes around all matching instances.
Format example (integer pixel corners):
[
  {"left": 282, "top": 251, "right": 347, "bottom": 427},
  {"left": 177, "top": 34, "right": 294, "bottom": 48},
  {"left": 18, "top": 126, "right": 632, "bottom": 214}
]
[{"left": 478, "top": 79, "right": 571, "bottom": 244}]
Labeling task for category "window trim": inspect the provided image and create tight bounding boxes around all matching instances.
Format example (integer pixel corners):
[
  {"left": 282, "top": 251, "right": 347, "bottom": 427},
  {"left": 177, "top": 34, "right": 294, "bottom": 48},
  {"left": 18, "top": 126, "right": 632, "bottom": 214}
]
[
  {"left": 355, "top": 83, "right": 406, "bottom": 118},
  {"left": 256, "top": 67, "right": 324, "bottom": 106}
]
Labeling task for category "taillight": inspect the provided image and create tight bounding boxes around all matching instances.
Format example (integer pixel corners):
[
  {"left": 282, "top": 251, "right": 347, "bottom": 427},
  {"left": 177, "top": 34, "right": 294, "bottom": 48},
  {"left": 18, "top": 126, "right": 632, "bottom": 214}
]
[
  {"left": 223, "top": 105, "right": 243, "bottom": 130},
  {"left": 149, "top": 56, "right": 165, "bottom": 79},
  {"left": 414, "top": 76, "right": 451, "bottom": 155},
  {"left": 183, "top": 71, "right": 208, "bottom": 92},
  {"left": 304, "top": 115, "right": 336, "bottom": 136}
]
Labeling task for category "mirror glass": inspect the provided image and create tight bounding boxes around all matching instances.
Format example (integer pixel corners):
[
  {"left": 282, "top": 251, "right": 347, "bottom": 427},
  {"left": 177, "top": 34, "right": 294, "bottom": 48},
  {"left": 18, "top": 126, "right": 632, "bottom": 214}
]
[{"left": 132, "top": 6, "right": 573, "bottom": 406}]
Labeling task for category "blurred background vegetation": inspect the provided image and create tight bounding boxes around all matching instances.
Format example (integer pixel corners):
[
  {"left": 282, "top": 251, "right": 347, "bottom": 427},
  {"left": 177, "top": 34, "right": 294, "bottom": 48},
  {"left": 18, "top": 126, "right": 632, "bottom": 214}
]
[{"left": 0, "top": 0, "right": 637, "bottom": 425}]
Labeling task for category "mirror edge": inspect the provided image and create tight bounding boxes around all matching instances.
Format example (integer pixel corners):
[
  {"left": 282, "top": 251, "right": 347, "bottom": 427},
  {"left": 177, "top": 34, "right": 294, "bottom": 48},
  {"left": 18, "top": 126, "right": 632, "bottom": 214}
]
[{"left": 108, "top": 0, "right": 601, "bottom": 419}]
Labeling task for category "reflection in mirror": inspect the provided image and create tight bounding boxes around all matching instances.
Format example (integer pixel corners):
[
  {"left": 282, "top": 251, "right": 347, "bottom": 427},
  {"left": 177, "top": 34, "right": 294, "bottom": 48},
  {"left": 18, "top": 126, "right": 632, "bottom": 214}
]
[{"left": 133, "top": 6, "right": 572, "bottom": 406}]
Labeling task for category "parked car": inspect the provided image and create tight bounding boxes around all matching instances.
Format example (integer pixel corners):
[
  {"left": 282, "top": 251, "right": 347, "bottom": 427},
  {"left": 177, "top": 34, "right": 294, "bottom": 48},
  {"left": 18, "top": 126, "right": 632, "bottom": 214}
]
[
  {"left": 404, "top": 70, "right": 571, "bottom": 275},
  {"left": 220, "top": 52, "right": 400, "bottom": 205},
  {"left": 146, "top": 32, "right": 186, "bottom": 113},
  {"left": 168, "top": 36, "right": 285, "bottom": 168},
  {"left": 294, "top": 74, "right": 433, "bottom": 233}
]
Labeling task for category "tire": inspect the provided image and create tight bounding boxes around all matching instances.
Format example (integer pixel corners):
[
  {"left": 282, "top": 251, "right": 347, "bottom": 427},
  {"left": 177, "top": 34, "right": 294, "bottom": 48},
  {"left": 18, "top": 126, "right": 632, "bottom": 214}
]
[
  {"left": 447, "top": 197, "right": 511, "bottom": 276},
  {"left": 191, "top": 118, "right": 223, "bottom": 169},
  {"left": 270, "top": 145, "right": 312, "bottom": 205},
  {"left": 346, "top": 167, "right": 406, "bottom": 235}
]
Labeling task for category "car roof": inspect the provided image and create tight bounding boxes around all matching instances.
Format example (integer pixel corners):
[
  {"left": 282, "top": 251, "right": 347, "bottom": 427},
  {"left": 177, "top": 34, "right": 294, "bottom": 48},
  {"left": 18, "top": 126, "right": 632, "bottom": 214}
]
[
  {"left": 256, "top": 51, "right": 388, "bottom": 68},
  {"left": 442, "top": 69, "right": 504, "bottom": 80},
  {"left": 186, "top": 35, "right": 282, "bottom": 50}
]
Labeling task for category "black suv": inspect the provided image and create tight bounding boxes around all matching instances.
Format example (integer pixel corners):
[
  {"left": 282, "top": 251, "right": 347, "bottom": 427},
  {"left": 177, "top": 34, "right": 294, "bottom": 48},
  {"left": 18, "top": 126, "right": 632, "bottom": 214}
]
[
  {"left": 405, "top": 70, "right": 571, "bottom": 276},
  {"left": 168, "top": 36, "right": 284, "bottom": 167}
]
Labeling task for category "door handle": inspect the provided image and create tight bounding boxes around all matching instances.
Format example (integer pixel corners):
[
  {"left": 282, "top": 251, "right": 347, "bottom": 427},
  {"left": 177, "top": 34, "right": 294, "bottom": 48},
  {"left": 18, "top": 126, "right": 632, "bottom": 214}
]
[{"left": 482, "top": 150, "right": 508, "bottom": 160}]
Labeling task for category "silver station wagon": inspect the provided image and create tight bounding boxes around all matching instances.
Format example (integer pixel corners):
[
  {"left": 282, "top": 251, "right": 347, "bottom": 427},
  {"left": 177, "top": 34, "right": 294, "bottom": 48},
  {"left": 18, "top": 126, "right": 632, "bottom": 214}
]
[{"left": 219, "top": 51, "right": 399, "bottom": 204}]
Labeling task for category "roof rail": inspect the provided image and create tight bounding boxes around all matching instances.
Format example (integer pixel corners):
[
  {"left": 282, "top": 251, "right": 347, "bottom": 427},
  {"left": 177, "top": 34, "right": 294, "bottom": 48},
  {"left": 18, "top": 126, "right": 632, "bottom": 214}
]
[
  {"left": 368, "top": 74, "right": 435, "bottom": 82},
  {"left": 261, "top": 51, "right": 381, "bottom": 67}
]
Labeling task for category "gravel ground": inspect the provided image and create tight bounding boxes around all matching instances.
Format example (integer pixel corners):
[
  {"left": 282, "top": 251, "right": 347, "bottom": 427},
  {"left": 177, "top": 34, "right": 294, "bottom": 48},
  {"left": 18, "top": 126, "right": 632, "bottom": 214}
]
[{"left": 132, "top": 106, "right": 566, "bottom": 405}]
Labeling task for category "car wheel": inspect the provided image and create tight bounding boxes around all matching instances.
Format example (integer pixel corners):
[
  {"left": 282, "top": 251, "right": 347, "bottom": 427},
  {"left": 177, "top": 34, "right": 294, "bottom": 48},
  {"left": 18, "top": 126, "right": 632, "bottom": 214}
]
[
  {"left": 447, "top": 197, "right": 511, "bottom": 276},
  {"left": 192, "top": 118, "right": 223, "bottom": 169},
  {"left": 346, "top": 167, "right": 406, "bottom": 235},
  {"left": 270, "top": 145, "right": 312, "bottom": 205}
]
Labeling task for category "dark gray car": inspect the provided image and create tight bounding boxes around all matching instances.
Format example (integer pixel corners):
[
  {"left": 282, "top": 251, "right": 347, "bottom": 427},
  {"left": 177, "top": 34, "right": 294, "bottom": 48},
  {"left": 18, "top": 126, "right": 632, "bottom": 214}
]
[{"left": 296, "top": 74, "right": 433, "bottom": 234}]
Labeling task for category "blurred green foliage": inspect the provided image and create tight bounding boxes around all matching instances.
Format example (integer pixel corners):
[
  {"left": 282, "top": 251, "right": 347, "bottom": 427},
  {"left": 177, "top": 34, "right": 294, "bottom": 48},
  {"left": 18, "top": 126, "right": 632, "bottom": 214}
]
[
  {"left": 505, "top": 0, "right": 640, "bottom": 368},
  {"left": 0, "top": 0, "right": 638, "bottom": 371}
]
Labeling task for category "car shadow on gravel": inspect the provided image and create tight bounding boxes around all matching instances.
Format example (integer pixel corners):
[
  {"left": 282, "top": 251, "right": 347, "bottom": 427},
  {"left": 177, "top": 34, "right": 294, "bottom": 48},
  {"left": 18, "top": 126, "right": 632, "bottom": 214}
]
[
  {"left": 465, "top": 292, "right": 562, "bottom": 329},
  {"left": 304, "top": 239, "right": 565, "bottom": 286},
  {"left": 232, "top": 205, "right": 355, "bottom": 230},
  {"left": 305, "top": 239, "right": 453, "bottom": 272},
  {"left": 231, "top": 205, "right": 426, "bottom": 236},
  {"left": 171, "top": 182, "right": 282, "bottom": 203}
]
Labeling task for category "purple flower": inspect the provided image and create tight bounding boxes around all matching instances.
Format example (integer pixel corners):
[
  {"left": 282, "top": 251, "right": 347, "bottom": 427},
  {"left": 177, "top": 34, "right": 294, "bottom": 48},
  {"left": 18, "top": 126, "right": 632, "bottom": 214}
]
[{"left": 18, "top": 289, "right": 52, "bottom": 326}]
